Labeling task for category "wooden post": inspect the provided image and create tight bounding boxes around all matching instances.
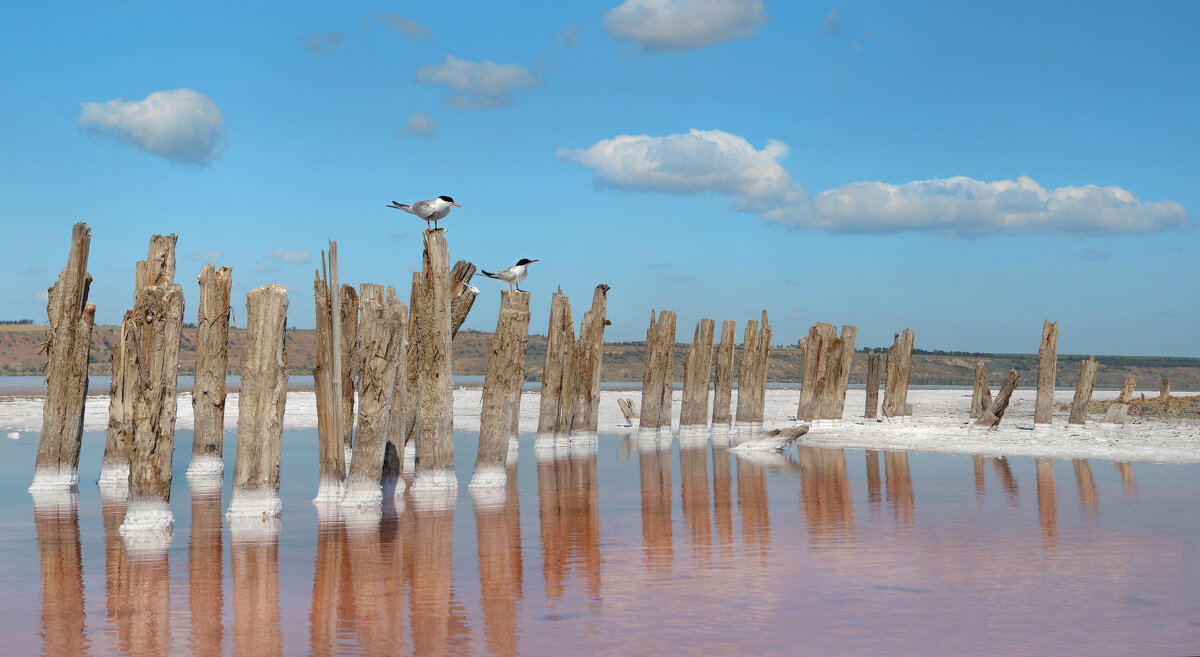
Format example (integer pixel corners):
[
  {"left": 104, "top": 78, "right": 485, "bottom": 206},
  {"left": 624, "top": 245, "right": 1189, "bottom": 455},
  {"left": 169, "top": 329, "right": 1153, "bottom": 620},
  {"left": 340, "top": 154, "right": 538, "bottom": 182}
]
[
  {"left": 99, "top": 311, "right": 136, "bottom": 487},
  {"left": 341, "top": 284, "right": 405, "bottom": 506},
  {"left": 187, "top": 264, "right": 232, "bottom": 477},
  {"left": 450, "top": 260, "right": 479, "bottom": 337},
  {"left": 735, "top": 314, "right": 770, "bottom": 423},
  {"left": 970, "top": 361, "right": 992, "bottom": 419},
  {"left": 1068, "top": 356, "right": 1099, "bottom": 426},
  {"left": 473, "top": 291, "right": 531, "bottom": 487},
  {"left": 537, "top": 289, "right": 573, "bottom": 434},
  {"left": 338, "top": 284, "right": 359, "bottom": 465},
  {"left": 225, "top": 285, "right": 288, "bottom": 519},
  {"left": 397, "top": 272, "right": 422, "bottom": 453},
  {"left": 312, "top": 253, "right": 345, "bottom": 503},
  {"left": 831, "top": 325, "right": 857, "bottom": 419},
  {"left": 750, "top": 311, "right": 771, "bottom": 422},
  {"left": 864, "top": 352, "right": 882, "bottom": 419},
  {"left": 412, "top": 230, "right": 456, "bottom": 490},
  {"left": 797, "top": 323, "right": 833, "bottom": 422},
  {"left": 711, "top": 320, "right": 736, "bottom": 426},
  {"left": 975, "top": 370, "right": 1019, "bottom": 428},
  {"left": 382, "top": 287, "right": 410, "bottom": 495},
  {"left": 680, "top": 319, "right": 715, "bottom": 426},
  {"left": 640, "top": 310, "right": 676, "bottom": 429},
  {"left": 1102, "top": 375, "right": 1138, "bottom": 425},
  {"left": 1160, "top": 378, "right": 1170, "bottom": 411},
  {"left": 568, "top": 284, "right": 610, "bottom": 433},
  {"left": 882, "top": 328, "right": 914, "bottom": 417},
  {"left": 1034, "top": 319, "right": 1058, "bottom": 425},
  {"left": 31, "top": 223, "right": 96, "bottom": 491}
]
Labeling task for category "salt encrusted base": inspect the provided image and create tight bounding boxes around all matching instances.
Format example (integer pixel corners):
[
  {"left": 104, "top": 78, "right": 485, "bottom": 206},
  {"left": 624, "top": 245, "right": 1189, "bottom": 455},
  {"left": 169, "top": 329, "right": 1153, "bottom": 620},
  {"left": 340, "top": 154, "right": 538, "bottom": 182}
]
[
  {"left": 412, "top": 468, "right": 458, "bottom": 491},
  {"left": 637, "top": 426, "right": 671, "bottom": 441},
  {"left": 225, "top": 488, "right": 282, "bottom": 518},
  {"left": 97, "top": 459, "right": 130, "bottom": 487},
  {"left": 119, "top": 498, "right": 175, "bottom": 547},
  {"left": 711, "top": 431, "right": 734, "bottom": 448},
  {"left": 402, "top": 441, "right": 417, "bottom": 474},
  {"left": 470, "top": 486, "right": 506, "bottom": 510},
  {"left": 469, "top": 465, "right": 507, "bottom": 489},
  {"left": 313, "top": 476, "right": 345, "bottom": 504},
  {"left": 228, "top": 515, "right": 282, "bottom": 542},
  {"left": 30, "top": 488, "right": 79, "bottom": 512},
  {"left": 731, "top": 422, "right": 764, "bottom": 445},
  {"left": 1032, "top": 424, "right": 1055, "bottom": 435},
  {"left": 185, "top": 454, "right": 224, "bottom": 477},
  {"left": 340, "top": 478, "right": 383, "bottom": 508},
  {"left": 29, "top": 465, "right": 80, "bottom": 491},
  {"left": 1098, "top": 423, "right": 1122, "bottom": 432}
]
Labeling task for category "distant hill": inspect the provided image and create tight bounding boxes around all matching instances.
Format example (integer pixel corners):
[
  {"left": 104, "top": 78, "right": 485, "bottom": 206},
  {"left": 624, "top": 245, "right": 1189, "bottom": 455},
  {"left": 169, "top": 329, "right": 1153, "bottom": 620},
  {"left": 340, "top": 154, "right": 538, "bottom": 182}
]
[{"left": 2, "top": 324, "right": 1197, "bottom": 390}]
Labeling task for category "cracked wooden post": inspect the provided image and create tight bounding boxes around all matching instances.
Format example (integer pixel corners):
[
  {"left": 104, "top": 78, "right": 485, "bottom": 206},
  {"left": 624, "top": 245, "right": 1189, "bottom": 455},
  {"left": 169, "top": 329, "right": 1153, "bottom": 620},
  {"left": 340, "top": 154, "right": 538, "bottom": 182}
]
[
  {"left": 680, "top": 318, "right": 715, "bottom": 427},
  {"left": 450, "top": 260, "right": 479, "bottom": 337},
  {"left": 1103, "top": 375, "right": 1138, "bottom": 425},
  {"left": 816, "top": 334, "right": 845, "bottom": 420},
  {"left": 412, "top": 230, "right": 456, "bottom": 491},
  {"left": 473, "top": 291, "right": 531, "bottom": 487},
  {"left": 397, "top": 272, "right": 422, "bottom": 456},
  {"left": 537, "top": 289, "right": 573, "bottom": 434},
  {"left": 226, "top": 284, "right": 288, "bottom": 521},
  {"left": 187, "top": 264, "right": 232, "bottom": 478},
  {"left": 970, "top": 361, "right": 992, "bottom": 419},
  {"left": 711, "top": 320, "right": 736, "bottom": 427},
  {"left": 382, "top": 287, "right": 410, "bottom": 495},
  {"left": 882, "top": 328, "right": 914, "bottom": 417},
  {"left": 99, "top": 311, "right": 136, "bottom": 487},
  {"left": 31, "top": 222, "right": 96, "bottom": 491},
  {"left": 1160, "top": 378, "right": 1170, "bottom": 410},
  {"left": 327, "top": 242, "right": 347, "bottom": 476},
  {"left": 312, "top": 252, "right": 346, "bottom": 503},
  {"left": 830, "top": 325, "right": 857, "bottom": 420},
  {"left": 338, "top": 284, "right": 359, "bottom": 466},
  {"left": 1068, "top": 356, "right": 1099, "bottom": 426},
  {"left": 797, "top": 322, "right": 832, "bottom": 422},
  {"left": 748, "top": 311, "right": 772, "bottom": 422},
  {"left": 121, "top": 265, "right": 186, "bottom": 537},
  {"left": 640, "top": 310, "right": 676, "bottom": 429},
  {"left": 735, "top": 313, "right": 771, "bottom": 424},
  {"left": 342, "top": 284, "right": 404, "bottom": 506},
  {"left": 568, "top": 284, "right": 610, "bottom": 433},
  {"left": 865, "top": 352, "right": 882, "bottom": 419},
  {"left": 1034, "top": 319, "right": 1058, "bottom": 425},
  {"left": 976, "top": 370, "right": 1019, "bottom": 428}
]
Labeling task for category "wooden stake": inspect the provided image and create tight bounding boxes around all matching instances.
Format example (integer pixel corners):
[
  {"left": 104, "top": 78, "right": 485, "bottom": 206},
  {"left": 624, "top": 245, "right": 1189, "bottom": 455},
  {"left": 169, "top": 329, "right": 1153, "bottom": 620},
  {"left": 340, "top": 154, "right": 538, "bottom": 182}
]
[
  {"left": 640, "top": 310, "right": 676, "bottom": 429},
  {"left": 100, "top": 311, "right": 136, "bottom": 486},
  {"left": 882, "top": 328, "right": 914, "bottom": 417},
  {"left": 537, "top": 289, "right": 573, "bottom": 434},
  {"left": 797, "top": 323, "right": 833, "bottom": 422},
  {"left": 473, "top": 291, "right": 531, "bottom": 487},
  {"left": 338, "top": 285, "right": 359, "bottom": 460},
  {"left": 976, "top": 370, "right": 1019, "bottom": 428},
  {"left": 864, "top": 352, "right": 882, "bottom": 419},
  {"left": 680, "top": 318, "right": 715, "bottom": 426},
  {"left": 312, "top": 255, "right": 345, "bottom": 502},
  {"left": 1160, "top": 378, "right": 1170, "bottom": 411},
  {"left": 226, "top": 285, "right": 288, "bottom": 518},
  {"left": 412, "top": 230, "right": 456, "bottom": 489},
  {"left": 735, "top": 314, "right": 770, "bottom": 423},
  {"left": 1034, "top": 319, "right": 1058, "bottom": 425},
  {"left": 816, "top": 336, "right": 844, "bottom": 421},
  {"left": 711, "top": 320, "right": 736, "bottom": 426},
  {"left": 1102, "top": 375, "right": 1137, "bottom": 425},
  {"left": 568, "top": 284, "right": 610, "bottom": 433},
  {"left": 383, "top": 287, "right": 409, "bottom": 493},
  {"left": 31, "top": 223, "right": 95, "bottom": 490},
  {"left": 1068, "top": 356, "right": 1099, "bottom": 426},
  {"left": 188, "top": 264, "right": 232, "bottom": 476},
  {"left": 970, "top": 361, "right": 992, "bottom": 419},
  {"left": 831, "top": 325, "right": 857, "bottom": 419}
]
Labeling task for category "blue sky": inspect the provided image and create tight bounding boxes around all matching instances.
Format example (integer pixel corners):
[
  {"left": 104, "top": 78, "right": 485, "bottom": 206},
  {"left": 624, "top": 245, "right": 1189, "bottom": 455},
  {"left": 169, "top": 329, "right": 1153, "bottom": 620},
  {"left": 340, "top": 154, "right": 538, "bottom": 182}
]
[{"left": 1, "top": 1, "right": 1197, "bottom": 356}]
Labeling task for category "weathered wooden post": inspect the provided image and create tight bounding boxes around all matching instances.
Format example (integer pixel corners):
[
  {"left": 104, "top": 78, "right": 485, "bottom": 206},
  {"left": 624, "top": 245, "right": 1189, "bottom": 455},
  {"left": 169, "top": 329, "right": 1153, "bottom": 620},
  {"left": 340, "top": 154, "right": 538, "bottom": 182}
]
[
  {"left": 1034, "top": 319, "right": 1058, "bottom": 426},
  {"left": 450, "top": 260, "right": 480, "bottom": 337},
  {"left": 639, "top": 310, "right": 676, "bottom": 429},
  {"left": 830, "top": 325, "right": 857, "bottom": 419},
  {"left": 970, "top": 361, "right": 992, "bottom": 419},
  {"left": 749, "top": 311, "right": 772, "bottom": 422},
  {"left": 225, "top": 285, "right": 288, "bottom": 520},
  {"left": 312, "top": 250, "right": 346, "bottom": 503},
  {"left": 412, "top": 230, "right": 456, "bottom": 491},
  {"left": 338, "top": 284, "right": 359, "bottom": 466},
  {"left": 1160, "top": 378, "right": 1171, "bottom": 410},
  {"left": 1102, "top": 375, "right": 1138, "bottom": 425},
  {"left": 735, "top": 313, "right": 771, "bottom": 424},
  {"left": 187, "top": 264, "right": 232, "bottom": 477},
  {"left": 99, "top": 312, "right": 137, "bottom": 487},
  {"left": 797, "top": 323, "right": 832, "bottom": 422},
  {"left": 341, "top": 284, "right": 405, "bottom": 506},
  {"left": 864, "top": 352, "right": 882, "bottom": 419},
  {"left": 680, "top": 319, "right": 715, "bottom": 427},
  {"left": 381, "top": 287, "right": 410, "bottom": 494},
  {"left": 537, "top": 289, "right": 573, "bottom": 434},
  {"left": 473, "top": 291, "right": 531, "bottom": 487},
  {"left": 567, "top": 284, "right": 610, "bottom": 433},
  {"left": 711, "top": 320, "right": 736, "bottom": 427},
  {"left": 882, "top": 329, "right": 914, "bottom": 417},
  {"left": 975, "top": 370, "right": 1019, "bottom": 428},
  {"left": 31, "top": 223, "right": 96, "bottom": 491},
  {"left": 1067, "top": 356, "right": 1099, "bottom": 426}
]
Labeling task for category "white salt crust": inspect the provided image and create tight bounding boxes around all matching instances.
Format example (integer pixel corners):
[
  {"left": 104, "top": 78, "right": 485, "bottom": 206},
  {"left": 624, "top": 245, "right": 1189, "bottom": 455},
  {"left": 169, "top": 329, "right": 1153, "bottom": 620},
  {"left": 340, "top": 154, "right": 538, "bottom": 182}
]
[
  {"left": 343, "top": 445, "right": 353, "bottom": 472},
  {"left": 185, "top": 454, "right": 224, "bottom": 477},
  {"left": 469, "top": 465, "right": 507, "bottom": 489},
  {"left": 228, "top": 515, "right": 281, "bottom": 542},
  {"left": 96, "top": 459, "right": 130, "bottom": 486},
  {"left": 225, "top": 488, "right": 282, "bottom": 518},
  {"left": 340, "top": 478, "right": 383, "bottom": 508},
  {"left": 120, "top": 498, "right": 175, "bottom": 537},
  {"left": 123, "top": 532, "right": 173, "bottom": 559},
  {"left": 339, "top": 506, "right": 383, "bottom": 530},
  {"left": 28, "top": 466, "right": 80, "bottom": 491},
  {"left": 313, "top": 477, "right": 345, "bottom": 504},
  {"left": 410, "top": 488, "right": 457, "bottom": 512},
  {"left": 30, "top": 488, "right": 78, "bottom": 512},
  {"left": 470, "top": 486, "right": 507, "bottom": 510},
  {"left": 412, "top": 468, "right": 458, "bottom": 491},
  {"left": 506, "top": 438, "right": 520, "bottom": 466}
]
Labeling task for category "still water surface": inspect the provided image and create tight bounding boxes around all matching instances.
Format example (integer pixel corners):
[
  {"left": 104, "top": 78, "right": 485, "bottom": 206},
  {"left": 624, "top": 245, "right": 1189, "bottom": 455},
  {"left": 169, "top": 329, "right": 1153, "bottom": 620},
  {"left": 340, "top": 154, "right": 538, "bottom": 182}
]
[{"left": 2, "top": 429, "right": 1198, "bottom": 656}]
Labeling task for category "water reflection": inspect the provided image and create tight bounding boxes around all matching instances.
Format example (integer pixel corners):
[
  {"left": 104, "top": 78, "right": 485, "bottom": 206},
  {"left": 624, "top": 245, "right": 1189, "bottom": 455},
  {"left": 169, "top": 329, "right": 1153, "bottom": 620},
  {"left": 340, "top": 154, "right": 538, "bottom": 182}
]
[
  {"left": 231, "top": 526, "right": 281, "bottom": 657},
  {"left": 100, "top": 493, "right": 127, "bottom": 653},
  {"left": 883, "top": 450, "right": 914, "bottom": 527},
  {"left": 33, "top": 492, "right": 87, "bottom": 657},
  {"left": 474, "top": 463, "right": 523, "bottom": 657},
  {"left": 537, "top": 439, "right": 601, "bottom": 599},
  {"left": 1113, "top": 461, "right": 1137, "bottom": 499},
  {"left": 410, "top": 491, "right": 468, "bottom": 656},
  {"left": 989, "top": 456, "right": 1020, "bottom": 506},
  {"left": 1036, "top": 458, "right": 1058, "bottom": 549},
  {"left": 865, "top": 449, "right": 882, "bottom": 510},
  {"left": 1073, "top": 460, "right": 1098, "bottom": 516},
  {"left": 736, "top": 452, "right": 771, "bottom": 557},
  {"left": 124, "top": 542, "right": 172, "bottom": 656},
  {"left": 678, "top": 440, "right": 712, "bottom": 558},
  {"left": 638, "top": 439, "right": 673, "bottom": 570},
  {"left": 188, "top": 488, "right": 223, "bottom": 657},
  {"left": 797, "top": 447, "right": 855, "bottom": 546}
]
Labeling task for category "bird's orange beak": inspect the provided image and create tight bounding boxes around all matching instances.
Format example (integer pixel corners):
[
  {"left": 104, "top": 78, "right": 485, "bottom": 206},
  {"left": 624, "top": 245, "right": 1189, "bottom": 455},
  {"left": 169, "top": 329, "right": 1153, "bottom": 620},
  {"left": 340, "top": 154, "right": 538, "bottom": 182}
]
[{"left": 451, "top": 202, "right": 461, "bottom": 207}]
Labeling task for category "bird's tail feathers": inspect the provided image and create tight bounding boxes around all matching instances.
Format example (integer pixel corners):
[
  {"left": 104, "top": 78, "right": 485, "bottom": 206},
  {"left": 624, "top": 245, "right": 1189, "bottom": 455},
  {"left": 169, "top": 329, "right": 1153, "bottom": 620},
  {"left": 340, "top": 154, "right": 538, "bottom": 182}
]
[
  {"left": 387, "top": 201, "right": 413, "bottom": 213},
  {"left": 479, "top": 270, "right": 498, "bottom": 279}
]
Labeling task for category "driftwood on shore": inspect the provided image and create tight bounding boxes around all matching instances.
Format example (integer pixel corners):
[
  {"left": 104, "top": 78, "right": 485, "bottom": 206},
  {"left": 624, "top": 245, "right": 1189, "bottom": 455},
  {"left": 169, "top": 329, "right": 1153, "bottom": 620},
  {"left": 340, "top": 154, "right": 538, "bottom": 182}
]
[
  {"left": 711, "top": 320, "right": 736, "bottom": 426},
  {"left": 188, "top": 264, "right": 232, "bottom": 476},
  {"left": 1035, "top": 319, "right": 1059, "bottom": 425},
  {"left": 976, "top": 370, "right": 1019, "bottom": 428}
]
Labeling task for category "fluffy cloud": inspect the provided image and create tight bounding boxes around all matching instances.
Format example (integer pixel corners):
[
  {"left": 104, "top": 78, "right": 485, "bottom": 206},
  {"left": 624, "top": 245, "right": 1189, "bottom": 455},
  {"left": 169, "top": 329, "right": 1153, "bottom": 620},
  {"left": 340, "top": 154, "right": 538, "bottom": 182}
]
[
  {"left": 262, "top": 248, "right": 312, "bottom": 264},
  {"left": 372, "top": 13, "right": 432, "bottom": 39},
  {"left": 78, "top": 89, "right": 227, "bottom": 165},
  {"left": 560, "top": 129, "right": 1190, "bottom": 236},
  {"left": 401, "top": 110, "right": 437, "bottom": 137},
  {"left": 556, "top": 129, "right": 795, "bottom": 203},
  {"left": 555, "top": 23, "right": 579, "bottom": 49},
  {"left": 415, "top": 55, "right": 539, "bottom": 109},
  {"left": 604, "top": 0, "right": 768, "bottom": 53},
  {"left": 819, "top": 8, "right": 843, "bottom": 36}
]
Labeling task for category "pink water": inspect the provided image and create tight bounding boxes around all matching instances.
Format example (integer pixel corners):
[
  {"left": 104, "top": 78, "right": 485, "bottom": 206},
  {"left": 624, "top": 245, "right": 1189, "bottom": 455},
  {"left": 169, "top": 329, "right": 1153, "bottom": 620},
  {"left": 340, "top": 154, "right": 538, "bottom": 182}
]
[{"left": 2, "top": 429, "right": 1198, "bottom": 656}]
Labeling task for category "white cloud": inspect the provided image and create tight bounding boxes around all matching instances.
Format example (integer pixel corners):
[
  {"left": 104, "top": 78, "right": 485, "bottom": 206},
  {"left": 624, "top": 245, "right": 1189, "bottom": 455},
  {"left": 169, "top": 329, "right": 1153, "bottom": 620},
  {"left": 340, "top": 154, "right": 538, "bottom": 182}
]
[
  {"left": 304, "top": 30, "right": 346, "bottom": 55},
  {"left": 262, "top": 248, "right": 312, "bottom": 264},
  {"left": 372, "top": 13, "right": 432, "bottom": 39},
  {"left": 819, "top": 8, "right": 843, "bottom": 37},
  {"left": 415, "top": 55, "right": 539, "bottom": 109},
  {"left": 560, "top": 129, "right": 1190, "bottom": 237},
  {"left": 401, "top": 110, "right": 437, "bottom": 137},
  {"left": 78, "top": 89, "right": 227, "bottom": 165},
  {"left": 604, "top": 0, "right": 768, "bottom": 53},
  {"left": 190, "top": 249, "right": 223, "bottom": 262},
  {"left": 556, "top": 129, "right": 796, "bottom": 204},
  {"left": 555, "top": 23, "right": 579, "bottom": 49}
]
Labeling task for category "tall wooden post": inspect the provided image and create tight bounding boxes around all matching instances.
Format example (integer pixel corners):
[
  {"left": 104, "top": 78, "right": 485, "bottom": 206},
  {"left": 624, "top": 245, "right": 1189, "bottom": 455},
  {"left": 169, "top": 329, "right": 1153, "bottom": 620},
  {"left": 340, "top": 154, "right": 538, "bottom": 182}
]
[
  {"left": 882, "top": 328, "right": 914, "bottom": 417},
  {"left": 312, "top": 253, "right": 345, "bottom": 502},
  {"left": 412, "top": 230, "right": 456, "bottom": 491},
  {"left": 226, "top": 285, "right": 288, "bottom": 519},
  {"left": 338, "top": 284, "right": 359, "bottom": 465},
  {"left": 1034, "top": 319, "right": 1058, "bottom": 425},
  {"left": 99, "top": 311, "right": 137, "bottom": 487},
  {"left": 864, "top": 352, "right": 882, "bottom": 419},
  {"left": 830, "top": 325, "right": 857, "bottom": 419},
  {"left": 680, "top": 319, "right": 715, "bottom": 426},
  {"left": 1160, "top": 378, "right": 1170, "bottom": 410},
  {"left": 640, "top": 310, "right": 676, "bottom": 429},
  {"left": 816, "top": 335, "right": 844, "bottom": 420},
  {"left": 1068, "top": 357, "right": 1099, "bottom": 426},
  {"left": 976, "top": 370, "right": 1019, "bottom": 428},
  {"left": 31, "top": 223, "right": 96, "bottom": 491},
  {"left": 568, "top": 284, "right": 610, "bottom": 433},
  {"left": 748, "top": 311, "right": 772, "bottom": 422},
  {"left": 187, "top": 264, "right": 232, "bottom": 477},
  {"left": 473, "top": 291, "right": 531, "bottom": 487},
  {"left": 734, "top": 319, "right": 758, "bottom": 424},
  {"left": 1102, "top": 375, "right": 1138, "bottom": 425},
  {"left": 711, "top": 320, "right": 736, "bottom": 427},
  {"left": 537, "top": 289, "right": 573, "bottom": 434},
  {"left": 970, "top": 361, "right": 991, "bottom": 419},
  {"left": 797, "top": 323, "right": 833, "bottom": 422}
]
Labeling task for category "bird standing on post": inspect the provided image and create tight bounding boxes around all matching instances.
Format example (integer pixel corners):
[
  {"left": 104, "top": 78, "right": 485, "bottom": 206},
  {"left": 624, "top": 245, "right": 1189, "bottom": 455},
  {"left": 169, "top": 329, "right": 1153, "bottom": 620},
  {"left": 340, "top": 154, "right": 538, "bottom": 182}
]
[
  {"left": 479, "top": 259, "right": 537, "bottom": 292},
  {"left": 387, "top": 196, "right": 460, "bottom": 231}
]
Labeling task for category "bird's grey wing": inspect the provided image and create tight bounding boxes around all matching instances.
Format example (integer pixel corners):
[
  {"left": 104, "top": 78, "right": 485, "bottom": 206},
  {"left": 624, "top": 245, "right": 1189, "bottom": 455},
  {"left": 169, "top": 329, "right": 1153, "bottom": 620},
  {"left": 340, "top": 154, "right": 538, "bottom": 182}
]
[{"left": 409, "top": 199, "right": 434, "bottom": 218}]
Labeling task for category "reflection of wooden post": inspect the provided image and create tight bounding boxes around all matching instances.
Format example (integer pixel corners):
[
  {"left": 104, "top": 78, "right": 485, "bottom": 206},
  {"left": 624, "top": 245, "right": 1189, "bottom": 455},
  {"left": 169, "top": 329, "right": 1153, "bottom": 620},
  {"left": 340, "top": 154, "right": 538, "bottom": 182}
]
[
  {"left": 226, "top": 285, "right": 288, "bottom": 519},
  {"left": 474, "top": 291, "right": 531, "bottom": 487},
  {"left": 1068, "top": 357, "right": 1099, "bottom": 425},
  {"left": 1102, "top": 375, "right": 1138, "bottom": 425},
  {"left": 975, "top": 370, "right": 1019, "bottom": 428},
  {"left": 680, "top": 319, "right": 715, "bottom": 426},
  {"left": 737, "top": 456, "right": 771, "bottom": 553},
  {"left": 309, "top": 513, "right": 348, "bottom": 655},
  {"left": 413, "top": 230, "right": 456, "bottom": 490},
  {"left": 473, "top": 469, "right": 523, "bottom": 657},
  {"left": 538, "top": 289, "right": 572, "bottom": 434},
  {"left": 864, "top": 352, "right": 882, "bottom": 419},
  {"left": 231, "top": 531, "right": 282, "bottom": 657},
  {"left": 1034, "top": 320, "right": 1058, "bottom": 425},
  {"left": 189, "top": 264, "right": 233, "bottom": 477},
  {"left": 34, "top": 493, "right": 86, "bottom": 657},
  {"left": 882, "top": 329, "right": 914, "bottom": 417},
  {"left": 883, "top": 451, "right": 914, "bottom": 526},
  {"left": 1073, "top": 460, "right": 1098, "bottom": 512},
  {"left": 313, "top": 252, "right": 346, "bottom": 502},
  {"left": 411, "top": 504, "right": 455, "bottom": 656},
  {"left": 640, "top": 310, "right": 676, "bottom": 429},
  {"left": 865, "top": 450, "right": 882, "bottom": 505},
  {"left": 972, "top": 455, "right": 985, "bottom": 498},
  {"left": 711, "top": 320, "right": 736, "bottom": 426},
  {"left": 970, "top": 361, "right": 991, "bottom": 419},
  {"left": 126, "top": 550, "right": 172, "bottom": 656},
  {"left": 31, "top": 223, "right": 95, "bottom": 490},
  {"left": 639, "top": 440, "right": 674, "bottom": 568},
  {"left": 712, "top": 445, "right": 734, "bottom": 551},
  {"left": 679, "top": 443, "right": 713, "bottom": 550},
  {"left": 1036, "top": 458, "right": 1057, "bottom": 549},
  {"left": 188, "top": 488, "right": 223, "bottom": 657}
]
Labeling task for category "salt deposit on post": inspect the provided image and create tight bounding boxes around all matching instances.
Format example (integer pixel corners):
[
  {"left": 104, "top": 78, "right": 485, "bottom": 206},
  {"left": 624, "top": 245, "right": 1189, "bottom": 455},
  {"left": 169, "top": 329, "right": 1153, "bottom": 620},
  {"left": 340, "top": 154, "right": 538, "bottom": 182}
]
[
  {"left": 187, "top": 263, "right": 232, "bottom": 478},
  {"left": 473, "top": 290, "right": 531, "bottom": 487}
]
